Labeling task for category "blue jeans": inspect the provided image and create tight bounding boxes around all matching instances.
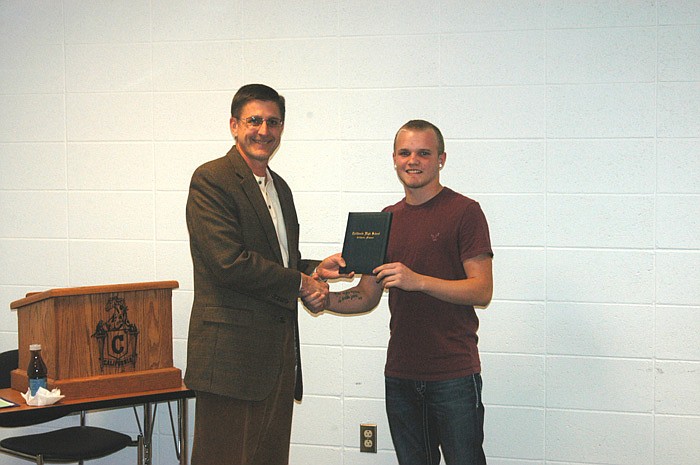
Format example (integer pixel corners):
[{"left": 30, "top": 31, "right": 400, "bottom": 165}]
[{"left": 385, "top": 374, "right": 486, "bottom": 465}]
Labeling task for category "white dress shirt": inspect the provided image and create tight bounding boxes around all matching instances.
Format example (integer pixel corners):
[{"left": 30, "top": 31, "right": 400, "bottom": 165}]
[{"left": 254, "top": 171, "right": 290, "bottom": 268}]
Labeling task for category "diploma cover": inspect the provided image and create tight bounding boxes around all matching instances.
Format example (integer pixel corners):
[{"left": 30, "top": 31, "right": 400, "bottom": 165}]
[{"left": 339, "top": 212, "right": 392, "bottom": 275}]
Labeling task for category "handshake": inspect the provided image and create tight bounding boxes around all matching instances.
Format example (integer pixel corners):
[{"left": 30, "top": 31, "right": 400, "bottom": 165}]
[{"left": 298, "top": 253, "right": 353, "bottom": 314}]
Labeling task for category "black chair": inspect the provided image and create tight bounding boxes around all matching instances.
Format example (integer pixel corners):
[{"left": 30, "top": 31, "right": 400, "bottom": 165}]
[
  {"left": 0, "top": 350, "right": 17, "bottom": 389},
  {"left": 0, "top": 349, "right": 143, "bottom": 465}
]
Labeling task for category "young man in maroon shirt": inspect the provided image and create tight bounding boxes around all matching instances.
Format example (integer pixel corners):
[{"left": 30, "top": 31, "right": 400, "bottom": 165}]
[{"left": 319, "top": 120, "right": 493, "bottom": 465}]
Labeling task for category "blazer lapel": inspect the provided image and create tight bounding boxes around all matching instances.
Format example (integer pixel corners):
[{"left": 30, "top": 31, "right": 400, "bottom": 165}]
[
  {"left": 226, "top": 147, "right": 285, "bottom": 265},
  {"left": 272, "top": 170, "right": 299, "bottom": 269}
]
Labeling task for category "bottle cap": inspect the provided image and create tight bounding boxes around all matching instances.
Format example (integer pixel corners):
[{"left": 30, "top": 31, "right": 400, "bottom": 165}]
[{"left": 30, "top": 344, "right": 42, "bottom": 351}]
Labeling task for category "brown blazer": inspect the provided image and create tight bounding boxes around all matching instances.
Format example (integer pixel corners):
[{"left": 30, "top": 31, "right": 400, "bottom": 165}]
[{"left": 184, "top": 146, "right": 318, "bottom": 401}]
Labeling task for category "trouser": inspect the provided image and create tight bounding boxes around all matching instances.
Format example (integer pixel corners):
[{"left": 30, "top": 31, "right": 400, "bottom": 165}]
[
  {"left": 386, "top": 373, "right": 487, "bottom": 465},
  {"left": 190, "top": 336, "right": 296, "bottom": 465}
]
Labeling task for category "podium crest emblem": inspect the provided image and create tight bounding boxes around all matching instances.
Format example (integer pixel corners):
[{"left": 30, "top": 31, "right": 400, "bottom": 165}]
[{"left": 92, "top": 295, "right": 139, "bottom": 370}]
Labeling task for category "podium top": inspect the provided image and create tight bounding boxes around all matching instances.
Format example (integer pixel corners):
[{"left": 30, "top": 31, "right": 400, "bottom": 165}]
[{"left": 10, "top": 280, "right": 179, "bottom": 309}]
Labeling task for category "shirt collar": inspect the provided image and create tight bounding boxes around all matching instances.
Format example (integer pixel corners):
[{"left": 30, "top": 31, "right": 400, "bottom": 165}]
[{"left": 254, "top": 169, "right": 274, "bottom": 187}]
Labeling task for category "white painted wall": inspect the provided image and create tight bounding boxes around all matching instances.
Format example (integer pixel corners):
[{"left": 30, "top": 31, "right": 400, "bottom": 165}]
[{"left": 1, "top": 1, "right": 698, "bottom": 464}]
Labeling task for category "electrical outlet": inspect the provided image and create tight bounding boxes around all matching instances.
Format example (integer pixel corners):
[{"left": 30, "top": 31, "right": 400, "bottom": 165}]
[{"left": 360, "top": 424, "right": 377, "bottom": 453}]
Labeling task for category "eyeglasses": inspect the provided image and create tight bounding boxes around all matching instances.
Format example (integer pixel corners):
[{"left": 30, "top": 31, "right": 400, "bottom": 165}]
[{"left": 239, "top": 116, "right": 284, "bottom": 128}]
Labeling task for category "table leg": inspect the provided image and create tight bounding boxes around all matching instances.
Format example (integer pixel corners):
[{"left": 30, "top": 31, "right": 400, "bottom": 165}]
[
  {"left": 179, "top": 398, "right": 189, "bottom": 465},
  {"left": 142, "top": 402, "right": 154, "bottom": 465},
  {"left": 137, "top": 398, "right": 189, "bottom": 465},
  {"left": 137, "top": 434, "right": 144, "bottom": 465}
]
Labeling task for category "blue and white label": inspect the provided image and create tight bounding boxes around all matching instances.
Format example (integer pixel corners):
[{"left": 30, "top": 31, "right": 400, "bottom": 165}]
[{"left": 29, "top": 377, "right": 47, "bottom": 396}]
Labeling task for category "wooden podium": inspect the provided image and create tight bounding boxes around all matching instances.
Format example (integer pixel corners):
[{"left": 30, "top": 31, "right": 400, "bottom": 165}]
[{"left": 10, "top": 281, "right": 182, "bottom": 398}]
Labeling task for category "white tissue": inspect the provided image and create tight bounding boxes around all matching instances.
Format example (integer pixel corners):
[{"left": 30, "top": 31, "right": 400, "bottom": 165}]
[{"left": 21, "top": 387, "right": 65, "bottom": 406}]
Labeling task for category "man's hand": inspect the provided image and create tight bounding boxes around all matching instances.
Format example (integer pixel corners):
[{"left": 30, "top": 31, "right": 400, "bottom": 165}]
[
  {"left": 372, "top": 254, "right": 493, "bottom": 307},
  {"left": 314, "top": 253, "right": 355, "bottom": 281},
  {"left": 300, "top": 273, "right": 329, "bottom": 313},
  {"left": 373, "top": 262, "right": 423, "bottom": 291}
]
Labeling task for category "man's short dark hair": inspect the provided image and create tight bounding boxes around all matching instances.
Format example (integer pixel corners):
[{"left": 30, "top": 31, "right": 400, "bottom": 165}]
[
  {"left": 394, "top": 119, "right": 445, "bottom": 155},
  {"left": 230, "top": 84, "right": 286, "bottom": 121}
]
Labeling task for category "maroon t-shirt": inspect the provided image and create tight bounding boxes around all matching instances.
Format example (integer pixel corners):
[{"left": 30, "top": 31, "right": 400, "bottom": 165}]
[{"left": 383, "top": 187, "right": 493, "bottom": 381}]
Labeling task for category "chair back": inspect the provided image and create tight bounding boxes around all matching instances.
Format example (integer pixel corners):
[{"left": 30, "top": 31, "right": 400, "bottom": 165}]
[{"left": 0, "top": 350, "right": 18, "bottom": 389}]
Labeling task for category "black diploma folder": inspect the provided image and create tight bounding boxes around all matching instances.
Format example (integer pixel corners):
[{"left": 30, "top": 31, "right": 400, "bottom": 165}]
[{"left": 339, "top": 212, "right": 392, "bottom": 275}]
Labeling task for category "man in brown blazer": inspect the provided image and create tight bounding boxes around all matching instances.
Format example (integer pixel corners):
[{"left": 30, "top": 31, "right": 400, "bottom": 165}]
[{"left": 185, "top": 84, "right": 345, "bottom": 465}]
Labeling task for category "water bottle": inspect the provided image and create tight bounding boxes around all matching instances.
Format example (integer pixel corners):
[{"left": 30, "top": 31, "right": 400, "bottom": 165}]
[{"left": 27, "top": 343, "right": 48, "bottom": 396}]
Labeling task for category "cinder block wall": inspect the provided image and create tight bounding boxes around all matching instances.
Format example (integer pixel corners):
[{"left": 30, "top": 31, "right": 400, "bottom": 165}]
[{"left": 1, "top": 2, "right": 698, "bottom": 464}]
